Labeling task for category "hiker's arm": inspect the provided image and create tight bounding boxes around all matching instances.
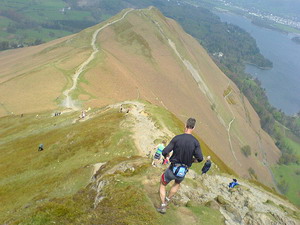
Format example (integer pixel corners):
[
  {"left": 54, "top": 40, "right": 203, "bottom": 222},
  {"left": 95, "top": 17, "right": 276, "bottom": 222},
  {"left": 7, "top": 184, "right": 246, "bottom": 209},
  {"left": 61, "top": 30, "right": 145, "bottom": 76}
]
[
  {"left": 162, "top": 138, "right": 175, "bottom": 158},
  {"left": 193, "top": 142, "right": 203, "bottom": 163}
]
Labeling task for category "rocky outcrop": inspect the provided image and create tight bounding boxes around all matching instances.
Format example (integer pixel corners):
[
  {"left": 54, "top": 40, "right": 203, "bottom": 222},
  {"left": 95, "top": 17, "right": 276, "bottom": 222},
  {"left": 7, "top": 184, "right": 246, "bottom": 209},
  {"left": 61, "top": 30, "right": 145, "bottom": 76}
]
[
  {"left": 91, "top": 157, "right": 149, "bottom": 209},
  {"left": 172, "top": 171, "right": 299, "bottom": 225}
]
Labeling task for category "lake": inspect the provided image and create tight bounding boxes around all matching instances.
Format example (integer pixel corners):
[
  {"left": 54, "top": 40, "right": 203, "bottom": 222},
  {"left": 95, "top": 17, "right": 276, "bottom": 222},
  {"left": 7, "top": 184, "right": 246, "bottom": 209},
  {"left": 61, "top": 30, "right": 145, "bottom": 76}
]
[{"left": 216, "top": 11, "right": 300, "bottom": 115}]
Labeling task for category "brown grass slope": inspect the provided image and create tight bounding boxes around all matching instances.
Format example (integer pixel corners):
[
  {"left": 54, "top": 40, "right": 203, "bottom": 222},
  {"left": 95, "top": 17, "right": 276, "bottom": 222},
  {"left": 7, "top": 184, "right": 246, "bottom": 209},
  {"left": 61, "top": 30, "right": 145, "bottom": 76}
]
[{"left": 0, "top": 7, "right": 280, "bottom": 187}]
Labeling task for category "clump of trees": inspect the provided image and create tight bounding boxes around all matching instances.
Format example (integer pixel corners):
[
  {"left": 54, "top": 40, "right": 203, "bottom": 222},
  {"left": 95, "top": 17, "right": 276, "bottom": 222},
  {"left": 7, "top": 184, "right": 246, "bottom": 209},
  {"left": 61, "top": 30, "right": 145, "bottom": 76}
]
[
  {"left": 278, "top": 153, "right": 299, "bottom": 165},
  {"left": 241, "top": 145, "right": 251, "bottom": 157}
]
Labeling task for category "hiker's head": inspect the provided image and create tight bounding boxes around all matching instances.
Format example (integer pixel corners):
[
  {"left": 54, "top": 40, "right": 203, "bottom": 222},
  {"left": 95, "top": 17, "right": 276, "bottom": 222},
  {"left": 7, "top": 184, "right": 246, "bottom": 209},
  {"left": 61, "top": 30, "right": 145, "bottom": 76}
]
[
  {"left": 186, "top": 118, "right": 196, "bottom": 130},
  {"left": 162, "top": 140, "right": 167, "bottom": 145},
  {"left": 233, "top": 179, "right": 237, "bottom": 182},
  {"left": 207, "top": 156, "right": 211, "bottom": 160}
]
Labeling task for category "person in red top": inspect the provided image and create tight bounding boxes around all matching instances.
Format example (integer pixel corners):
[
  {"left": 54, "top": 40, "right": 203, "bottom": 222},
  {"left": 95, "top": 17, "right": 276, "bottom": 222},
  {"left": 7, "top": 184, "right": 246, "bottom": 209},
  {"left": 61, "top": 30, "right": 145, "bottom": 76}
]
[{"left": 157, "top": 118, "right": 203, "bottom": 214}]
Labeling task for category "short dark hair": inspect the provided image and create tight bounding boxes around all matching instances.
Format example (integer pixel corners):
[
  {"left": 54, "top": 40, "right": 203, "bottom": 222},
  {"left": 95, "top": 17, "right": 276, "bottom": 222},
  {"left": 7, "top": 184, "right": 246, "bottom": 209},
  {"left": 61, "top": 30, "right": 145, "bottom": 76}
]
[{"left": 186, "top": 118, "right": 196, "bottom": 129}]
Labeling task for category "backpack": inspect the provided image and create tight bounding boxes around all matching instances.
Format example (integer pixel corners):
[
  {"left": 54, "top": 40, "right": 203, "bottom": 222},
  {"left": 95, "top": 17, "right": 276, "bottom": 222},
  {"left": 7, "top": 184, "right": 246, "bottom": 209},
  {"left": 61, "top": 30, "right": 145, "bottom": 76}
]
[{"left": 172, "top": 164, "right": 188, "bottom": 178}]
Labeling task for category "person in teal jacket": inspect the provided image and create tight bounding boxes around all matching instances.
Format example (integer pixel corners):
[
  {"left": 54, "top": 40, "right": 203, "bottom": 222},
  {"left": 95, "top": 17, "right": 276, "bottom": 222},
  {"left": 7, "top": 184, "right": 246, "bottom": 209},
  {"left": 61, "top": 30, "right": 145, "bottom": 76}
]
[{"left": 152, "top": 140, "right": 166, "bottom": 167}]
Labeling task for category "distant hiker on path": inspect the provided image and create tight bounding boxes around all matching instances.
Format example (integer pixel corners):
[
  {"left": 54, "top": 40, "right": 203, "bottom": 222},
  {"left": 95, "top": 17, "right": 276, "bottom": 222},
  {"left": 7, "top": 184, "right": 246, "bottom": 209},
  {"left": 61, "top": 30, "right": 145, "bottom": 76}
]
[
  {"left": 38, "top": 144, "right": 44, "bottom": 151},
  {"left": 201, "top": 156, "right": 212, "bottom": 174},
  {"left": 152, "top": 140, "right": 166, "bottom": 167},
  {"left": 157, "top": 118, "right": 203, "bottom": 214},
  {"left": 228, "top": 179, "right": 239, "bottom": 188},
  {"left": 54, "top": 112, "right": 61, "bottom": 116},
  {"left": 80, "top": 111, "right": 86, "bottom": 119}
]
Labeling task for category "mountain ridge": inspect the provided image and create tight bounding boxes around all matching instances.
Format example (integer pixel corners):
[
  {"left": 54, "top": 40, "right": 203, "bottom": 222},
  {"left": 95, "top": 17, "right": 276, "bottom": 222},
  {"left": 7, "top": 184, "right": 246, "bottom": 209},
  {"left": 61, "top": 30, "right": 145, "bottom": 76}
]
[{"left": 0, "top": 7, "right": 280, "bottom": 188}]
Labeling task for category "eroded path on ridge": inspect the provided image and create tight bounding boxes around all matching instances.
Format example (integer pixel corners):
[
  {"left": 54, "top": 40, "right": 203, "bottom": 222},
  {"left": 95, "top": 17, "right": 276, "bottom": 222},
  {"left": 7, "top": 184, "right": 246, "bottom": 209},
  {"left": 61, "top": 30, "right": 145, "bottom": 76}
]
[
  {"left": 110, "top": 101, "right": 174, "bottom": 156},
  {"left": 223, "top": 84, "right": 240, "bottom": 166},
  {"left": 62, "top": 9, "right": 134, "bottom": 110}
]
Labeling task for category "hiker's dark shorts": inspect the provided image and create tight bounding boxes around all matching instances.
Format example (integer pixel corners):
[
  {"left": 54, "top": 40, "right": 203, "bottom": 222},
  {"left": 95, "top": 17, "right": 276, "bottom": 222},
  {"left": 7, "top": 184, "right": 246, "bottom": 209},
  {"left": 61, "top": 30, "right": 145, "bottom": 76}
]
[
  {"left": 161, "top": 166, "right": 184, "bottom": 185},
  {"left": 154, "top": 153, "right": 161, "bottom": 160}
]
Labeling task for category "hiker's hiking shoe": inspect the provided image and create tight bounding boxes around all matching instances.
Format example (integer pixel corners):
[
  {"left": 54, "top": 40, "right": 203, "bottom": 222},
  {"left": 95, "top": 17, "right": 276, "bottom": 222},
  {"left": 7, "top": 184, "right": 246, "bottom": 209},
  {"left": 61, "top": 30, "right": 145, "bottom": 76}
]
[{"left": 157, "top": 203, "right": 167, "bottom": 214}]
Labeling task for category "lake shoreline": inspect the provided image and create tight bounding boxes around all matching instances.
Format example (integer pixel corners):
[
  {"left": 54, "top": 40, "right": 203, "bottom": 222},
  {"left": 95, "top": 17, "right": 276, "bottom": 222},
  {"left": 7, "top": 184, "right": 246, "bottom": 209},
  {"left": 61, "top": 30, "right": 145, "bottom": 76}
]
[{"left": 216, "top": 11, "right": 300, "bottom": 115}]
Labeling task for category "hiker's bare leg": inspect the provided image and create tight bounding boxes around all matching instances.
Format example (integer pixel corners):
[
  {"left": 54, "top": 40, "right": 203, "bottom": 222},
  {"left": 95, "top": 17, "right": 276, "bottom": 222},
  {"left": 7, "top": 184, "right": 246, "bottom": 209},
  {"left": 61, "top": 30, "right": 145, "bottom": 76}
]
[
  {"left": 168, "top": 182, "right": 180, "bottom": 199},
  {"left": 159, "top": 183, "right": 167, "bottom": 204}
]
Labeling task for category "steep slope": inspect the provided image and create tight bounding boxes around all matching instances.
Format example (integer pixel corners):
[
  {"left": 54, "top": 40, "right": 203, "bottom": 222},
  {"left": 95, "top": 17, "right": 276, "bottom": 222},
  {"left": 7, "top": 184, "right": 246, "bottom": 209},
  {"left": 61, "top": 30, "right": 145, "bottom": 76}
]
[
  {"left": 0, "top": 101, "right": 298, "bottom": 224},
  {"left": 0, "top": 7, "right": 280, "bottom": 187}
]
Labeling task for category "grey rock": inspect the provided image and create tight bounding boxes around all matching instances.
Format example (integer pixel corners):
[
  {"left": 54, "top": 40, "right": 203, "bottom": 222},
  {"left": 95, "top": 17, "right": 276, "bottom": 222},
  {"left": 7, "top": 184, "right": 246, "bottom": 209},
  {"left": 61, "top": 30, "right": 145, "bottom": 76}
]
[{"left": 205, "top": 200, "right": 220, "bottom": 210}]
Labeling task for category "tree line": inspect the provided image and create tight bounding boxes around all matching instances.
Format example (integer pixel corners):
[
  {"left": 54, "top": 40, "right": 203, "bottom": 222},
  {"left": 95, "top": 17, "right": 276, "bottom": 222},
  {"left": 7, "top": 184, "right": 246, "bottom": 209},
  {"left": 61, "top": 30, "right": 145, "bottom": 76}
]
[{"left": 0, "top": 40, "right": 44, "bottom": 51}]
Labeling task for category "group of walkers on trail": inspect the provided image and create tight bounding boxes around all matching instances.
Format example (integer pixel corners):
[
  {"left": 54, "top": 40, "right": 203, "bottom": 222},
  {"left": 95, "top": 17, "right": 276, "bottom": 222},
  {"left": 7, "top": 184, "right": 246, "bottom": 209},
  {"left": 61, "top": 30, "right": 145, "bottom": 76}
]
[
  {"left": 154, "top": 117, "right": 239, "bottom": 214},
  {"left": 54, "top": 112, "right": 61, "bottom": 117}
]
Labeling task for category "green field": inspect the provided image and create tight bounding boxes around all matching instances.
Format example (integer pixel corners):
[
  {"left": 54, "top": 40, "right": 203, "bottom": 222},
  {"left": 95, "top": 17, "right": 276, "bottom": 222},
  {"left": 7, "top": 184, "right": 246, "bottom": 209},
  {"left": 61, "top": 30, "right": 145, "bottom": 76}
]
[
  {"left": 272, "top": 128, "right": 300, "bottom": 207},
  {"left": 273, "top": 24, "right": 300, "bottom": 34},
  {"left": 286, "top": 138, "right": 300, "bottom": 156},
  {"left": 297, "top": 117, "right": 300, "bottom": 126},
  {"left": 273, "top": 164, "right": 300, "bottom": 207},
  {"left": 0, "top": 0, "right": 96, "bottom": 43}
]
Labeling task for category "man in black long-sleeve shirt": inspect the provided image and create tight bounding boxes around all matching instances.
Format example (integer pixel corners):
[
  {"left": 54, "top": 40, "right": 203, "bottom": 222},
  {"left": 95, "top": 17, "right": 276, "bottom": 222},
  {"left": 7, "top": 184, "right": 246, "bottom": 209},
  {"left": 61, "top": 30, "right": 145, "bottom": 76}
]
[{"left": 157, "top": 118, "right": 203, "bottom": 214}]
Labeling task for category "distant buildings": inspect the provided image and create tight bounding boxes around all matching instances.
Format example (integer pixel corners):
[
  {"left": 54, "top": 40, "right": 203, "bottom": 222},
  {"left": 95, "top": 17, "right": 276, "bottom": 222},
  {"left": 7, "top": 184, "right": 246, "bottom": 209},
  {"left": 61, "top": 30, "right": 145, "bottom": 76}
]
[
  {"left": 213, "top": 52, "right": 224, "bottom": 58},
  {"left": 248, "top": 12, "right": 300, "bottom": 29},
  {"left": 215, "top": 0, "right": 300, "bottom": 30},
  {"left": 59, "top": 7, "right": 71, "bottom": 14}
]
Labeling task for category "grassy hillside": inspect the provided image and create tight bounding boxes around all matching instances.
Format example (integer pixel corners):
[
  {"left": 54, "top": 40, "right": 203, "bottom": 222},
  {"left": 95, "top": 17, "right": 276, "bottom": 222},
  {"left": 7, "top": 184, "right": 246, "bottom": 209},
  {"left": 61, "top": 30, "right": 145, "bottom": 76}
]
[
  {"left": 0, "top": 101, "right": 225, "bottom": 224},
  {"left": 145, "top": 102, "right": 237, "bottom": 176},
  {"left": 0, "top": 106, "right": 135, "bottom": 223},
  {"left": 273, "top": 164, "right": 300, "bottom": 206},
  {"left": 1, "top": 101, "right": 298, "bottom": 224}
]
